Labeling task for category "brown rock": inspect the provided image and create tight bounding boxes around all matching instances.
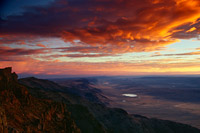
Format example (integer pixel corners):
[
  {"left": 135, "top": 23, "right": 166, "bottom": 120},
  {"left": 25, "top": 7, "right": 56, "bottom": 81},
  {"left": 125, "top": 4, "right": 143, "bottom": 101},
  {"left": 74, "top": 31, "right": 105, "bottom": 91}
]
[
  {"left": 0, "top": 67, "right": 81, "bottom": 132},
  {"left": 0, "top": 107, "right": 8, "bottom": 133}
]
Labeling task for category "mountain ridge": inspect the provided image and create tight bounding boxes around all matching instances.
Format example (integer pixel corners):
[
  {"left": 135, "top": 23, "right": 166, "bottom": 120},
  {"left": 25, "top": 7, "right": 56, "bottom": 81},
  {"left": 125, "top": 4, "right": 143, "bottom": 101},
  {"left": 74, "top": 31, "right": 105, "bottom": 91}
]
[{"left": 1, "top": 67, "right": 200, "bottom": 133}]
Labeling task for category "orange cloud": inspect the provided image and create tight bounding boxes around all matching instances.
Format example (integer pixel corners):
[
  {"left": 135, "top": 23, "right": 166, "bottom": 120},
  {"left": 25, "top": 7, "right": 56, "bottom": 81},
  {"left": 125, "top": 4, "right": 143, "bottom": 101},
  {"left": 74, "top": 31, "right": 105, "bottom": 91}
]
[
  {"left": 60, "top": 0, "right": 200, "bottom": 53},
  {"left": 0, "top": 0, "right": 199, "bottom": 54},
  {"left": 196, "top": 48, "right": 200, "bottom": 50},
  {"left": 36, "top": 43, "right": 46, "bottom": 48},
  {"left": 186, "top": 27, "right": 197, "bottom": 32}
]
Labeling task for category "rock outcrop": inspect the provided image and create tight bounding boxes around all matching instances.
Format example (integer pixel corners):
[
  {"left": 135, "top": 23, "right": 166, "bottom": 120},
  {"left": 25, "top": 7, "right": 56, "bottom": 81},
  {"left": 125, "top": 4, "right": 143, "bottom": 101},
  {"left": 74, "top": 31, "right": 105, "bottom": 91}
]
[{"left": 0, "top": 67, "right": 80, "bottom": 133}]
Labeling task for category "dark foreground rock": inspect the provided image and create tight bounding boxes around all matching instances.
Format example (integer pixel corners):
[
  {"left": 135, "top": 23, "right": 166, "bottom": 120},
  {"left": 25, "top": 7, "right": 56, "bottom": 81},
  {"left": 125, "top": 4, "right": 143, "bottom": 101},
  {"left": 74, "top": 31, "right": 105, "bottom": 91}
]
[{"left": 0, "top": 67, "right": 80, "bottom": 133}]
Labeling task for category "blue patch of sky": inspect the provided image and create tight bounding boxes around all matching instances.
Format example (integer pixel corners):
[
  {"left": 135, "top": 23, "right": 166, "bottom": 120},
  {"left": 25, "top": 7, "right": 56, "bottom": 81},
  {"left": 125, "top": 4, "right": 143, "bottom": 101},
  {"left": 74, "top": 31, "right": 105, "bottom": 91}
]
[
  {"left": 1, "top": 0, "right": 55, "bottom": 18},
  {"left": 149, "top": 39, "right": 200, "bottom": 61},
  {"left": 166, "top": 39, "right": 200, "bottom": 52}
]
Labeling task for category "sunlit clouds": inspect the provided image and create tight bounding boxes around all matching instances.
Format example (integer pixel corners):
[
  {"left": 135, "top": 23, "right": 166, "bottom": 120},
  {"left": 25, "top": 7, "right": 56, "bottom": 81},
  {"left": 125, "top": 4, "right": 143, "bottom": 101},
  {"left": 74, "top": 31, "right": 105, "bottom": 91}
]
[{"left": 0, "top": 0, "right": 200, "bottom": 76}]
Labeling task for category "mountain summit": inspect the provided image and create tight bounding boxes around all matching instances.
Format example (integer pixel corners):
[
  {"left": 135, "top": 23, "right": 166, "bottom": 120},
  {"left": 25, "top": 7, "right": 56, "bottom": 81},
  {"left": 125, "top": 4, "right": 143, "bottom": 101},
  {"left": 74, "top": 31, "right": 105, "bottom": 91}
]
[{"left": 0, "top": 67, "right": 80, "bottom": 132}]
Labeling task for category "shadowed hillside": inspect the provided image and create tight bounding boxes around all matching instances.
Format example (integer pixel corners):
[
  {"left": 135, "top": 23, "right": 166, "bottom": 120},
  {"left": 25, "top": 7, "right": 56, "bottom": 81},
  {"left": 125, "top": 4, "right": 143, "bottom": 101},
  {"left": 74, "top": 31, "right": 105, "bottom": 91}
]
[{"left": 1, "top": 67, "right": 200, "bottom": 133}]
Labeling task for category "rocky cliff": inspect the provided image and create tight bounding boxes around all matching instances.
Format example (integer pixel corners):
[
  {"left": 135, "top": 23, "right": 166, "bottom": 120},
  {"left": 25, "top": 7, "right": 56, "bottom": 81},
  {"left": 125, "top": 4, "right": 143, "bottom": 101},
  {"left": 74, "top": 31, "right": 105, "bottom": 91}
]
[{"left": 0, "top": 67, "right": 80, "bottom": 132}]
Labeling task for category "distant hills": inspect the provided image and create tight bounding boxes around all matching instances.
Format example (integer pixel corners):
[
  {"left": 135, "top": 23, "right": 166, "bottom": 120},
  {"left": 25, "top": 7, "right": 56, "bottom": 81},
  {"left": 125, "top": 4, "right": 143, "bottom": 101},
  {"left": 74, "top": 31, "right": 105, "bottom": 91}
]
[{"left": 0, "top": 67, "right": 200, "bottom": 133}]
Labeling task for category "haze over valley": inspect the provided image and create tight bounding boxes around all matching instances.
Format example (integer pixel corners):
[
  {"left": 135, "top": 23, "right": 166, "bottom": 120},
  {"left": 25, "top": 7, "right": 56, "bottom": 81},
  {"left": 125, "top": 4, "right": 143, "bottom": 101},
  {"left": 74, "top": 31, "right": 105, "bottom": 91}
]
[{"left": 86, "top": 76, "right": 200, "bottom": 128}]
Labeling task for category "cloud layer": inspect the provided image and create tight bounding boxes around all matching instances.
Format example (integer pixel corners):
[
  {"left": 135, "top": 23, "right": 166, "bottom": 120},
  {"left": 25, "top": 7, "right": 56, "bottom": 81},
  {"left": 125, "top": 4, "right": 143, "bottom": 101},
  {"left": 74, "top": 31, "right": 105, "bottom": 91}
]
[
  {"left": 1, "top": 0, "right": 200, "bottom": 76},
  {"left": 1, "top": 0, "right": 200, "bottom": 54}
]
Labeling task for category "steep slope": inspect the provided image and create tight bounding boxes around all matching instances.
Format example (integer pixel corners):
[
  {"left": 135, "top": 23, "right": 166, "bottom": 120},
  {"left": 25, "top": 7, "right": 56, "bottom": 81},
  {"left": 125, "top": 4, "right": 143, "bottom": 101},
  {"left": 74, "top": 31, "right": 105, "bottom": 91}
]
[
  {"left": 20, "top": 76, "right": 200, "bottom": 133},
  {"left": 0, "top": 67, "right": 80, "bottom": 132},
  {"left": 20, "top": 77, "right": 109, "bottom": 104},
  {"left": 19, "top": 77, "right": 108, "bottom": 133}
]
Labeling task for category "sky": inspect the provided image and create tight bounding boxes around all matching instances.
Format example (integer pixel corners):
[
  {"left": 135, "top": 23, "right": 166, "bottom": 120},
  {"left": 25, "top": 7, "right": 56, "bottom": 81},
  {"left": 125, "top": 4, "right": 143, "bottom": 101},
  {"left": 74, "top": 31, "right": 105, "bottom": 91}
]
[{"left": 0, "top": 0, "right": 200, "bottom": 77}]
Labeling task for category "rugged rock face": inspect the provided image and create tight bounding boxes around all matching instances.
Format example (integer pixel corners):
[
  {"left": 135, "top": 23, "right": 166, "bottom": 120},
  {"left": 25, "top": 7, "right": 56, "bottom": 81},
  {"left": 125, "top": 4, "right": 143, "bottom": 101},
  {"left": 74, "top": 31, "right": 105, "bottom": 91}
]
[
  {"left": 0, "top": 107, "right": 8, "bottom": 133},
  {"left": 0, "top": 67, "right": 80, "bottom": 133}
]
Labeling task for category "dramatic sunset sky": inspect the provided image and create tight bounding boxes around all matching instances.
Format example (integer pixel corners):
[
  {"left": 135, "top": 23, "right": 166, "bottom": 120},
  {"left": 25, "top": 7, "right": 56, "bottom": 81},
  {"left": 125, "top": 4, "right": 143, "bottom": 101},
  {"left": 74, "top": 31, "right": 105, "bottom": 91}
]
[{"left": 0, "top": 0, "right": 200, "bottom": 77}]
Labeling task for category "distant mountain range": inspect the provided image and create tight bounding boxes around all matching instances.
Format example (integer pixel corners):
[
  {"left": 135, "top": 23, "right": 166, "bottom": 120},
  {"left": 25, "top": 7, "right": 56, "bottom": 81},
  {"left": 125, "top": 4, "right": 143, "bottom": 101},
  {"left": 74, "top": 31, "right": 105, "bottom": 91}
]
[{"left": 0, "top": 67, "right": 200, "bottom": 133}]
